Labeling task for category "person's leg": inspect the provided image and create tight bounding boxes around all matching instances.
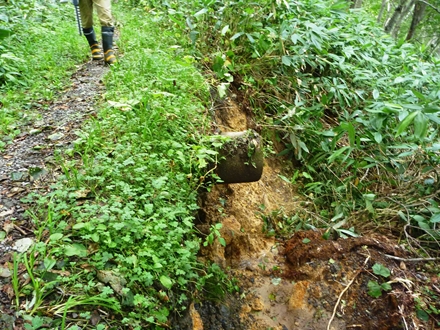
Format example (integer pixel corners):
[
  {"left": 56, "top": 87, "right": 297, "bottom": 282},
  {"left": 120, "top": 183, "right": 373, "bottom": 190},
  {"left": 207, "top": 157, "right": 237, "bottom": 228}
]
[
  {"left": 80, "top": 0, "right": 103, "bottom": 60},
  {"left": 79, "top": 0, "right": 94, "bottom": 29},
  {"left": 94, "top": 0, "right": 113, "bottom": 27},
  {"left": 94, "top": 0, "right": 116, "bottom": 64},
  {"left": 101, "top": 26, "right": 116, "bottom": 64}
]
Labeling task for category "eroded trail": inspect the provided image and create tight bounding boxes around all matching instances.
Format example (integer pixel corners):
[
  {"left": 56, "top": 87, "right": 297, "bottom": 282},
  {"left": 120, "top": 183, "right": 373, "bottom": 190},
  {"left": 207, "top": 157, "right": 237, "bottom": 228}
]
[
  {"left": 0, "top": 60, "right": 108, "bottom": 323},
  {"left": 192, "top": 95, "right": 423, "bottom": 330}
]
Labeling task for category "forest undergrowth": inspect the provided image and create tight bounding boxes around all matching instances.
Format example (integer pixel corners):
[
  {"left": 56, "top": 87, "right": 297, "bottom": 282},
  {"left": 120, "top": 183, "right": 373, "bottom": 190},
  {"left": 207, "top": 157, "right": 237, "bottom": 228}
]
[{"left": 0, "top": 0, "right": 439, "bottom": 328}]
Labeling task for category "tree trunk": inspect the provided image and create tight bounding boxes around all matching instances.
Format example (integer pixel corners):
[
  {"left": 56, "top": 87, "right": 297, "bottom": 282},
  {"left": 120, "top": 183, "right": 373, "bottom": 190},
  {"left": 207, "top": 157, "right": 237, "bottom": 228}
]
[
  {"left": 384, "top": 0, "right": 415, "bottom": 35},
  {"left": 390, "top": 1, "right": 412, "bottom": 38},
  {"left": 351, "top": 0, "right": 363, "bottom": 8},
  {"left": 406, "top": 1, "right": 427, "bottom": 40},
  {"left": 428, "top": 35, "right": 440, "bottom": 55},
  {"left": 377, "top": 0, "right": 388, "bottom": 23}
]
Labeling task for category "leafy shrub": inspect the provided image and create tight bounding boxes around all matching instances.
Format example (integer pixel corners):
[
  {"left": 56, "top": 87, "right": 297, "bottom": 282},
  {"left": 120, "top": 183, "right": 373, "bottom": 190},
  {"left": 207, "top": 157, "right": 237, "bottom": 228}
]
[{"left": 129, "top": 0, "right": 440, "bottom": 246}]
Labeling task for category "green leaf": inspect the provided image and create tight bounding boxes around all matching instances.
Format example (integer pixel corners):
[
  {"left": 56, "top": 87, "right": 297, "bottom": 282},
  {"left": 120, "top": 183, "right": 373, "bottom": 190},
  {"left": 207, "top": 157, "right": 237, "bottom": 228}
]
[
  {"left": 302, "top": 172, "right": 313, "bottom": 180},
  {"left": 372, "top": 263, "right": 391, "bottom": 278},
  {"left": 193, "top": 8, "right": 208, "bottom": 18},
  {"left": 230, "top": 32, "right": 244, "bottom": 40},
  {"left": 381, "top": 282, "right": 392, "bottom": 291},
  {"left": 413, "top": 112, "right": 428, "bottom": 139},
  {"left": 416, "top": 308, "right": 429, "bottom": 321},
  {"left": 430, "top": 213, "right": 440, "bottom": 223},
  {"left": 145, "top": 316, "right": 155, "bottom": 323},
  {"left": 302, "top": 238, "right": 311, "bottom": 244},
  {"left": 365, "top": 200, "right": 374, "bottom": 214},
  {"left": 72, "top": 223, "right": 86, "bottom": 230},
  {"left": 363, "top": 194, "right": 376, "bottom": 201},
  {"left": 372, "top": 89, "right": 379, "bottom": 100},
  {"left": 422, "top": 106, "right": 440, "bottom": 114},
  {"left": 219, "top": 237, "right": 226, "bottom": 247},
  {"left": 217, "top": 83, "right": 228, "bottom": 98},
  {"left": 340, "top": 122, "right": 355, "bottom": 147},
  {"left": 282, "top": 56, "right": 292, "bottom": 66},
  {"left": 91, "top": 233, "right": 99, "bottom": 242},
  {"left": 221, "top": 25, "right": 229, "bottom": 36},
  {"left": 43, "top": 258, "right": 56, "bottom": 271},
  {"left": 31, "top": 316, "right": 45, "bottom": 329},
  {"left": 367, "top": 280, "right": 382, "bottom": 298},
  {"left": 152, "top": 176, "right": 168, "bottom": 189},
  {"left": 49, "top": 233, "right": 63, "bottom": 242},
  {"left": 0, "top": 28, "right": 12, "bottom": 39},
  {"left": 337, "top": 229, "right": 359, "bottom": 237},
  {"left": 159, "top": 275, "right": 173, "bottom": 289},
  {"left": 411, "top": 89, "right": 425, "bottom": 100},
  {"left": 64, "top": 243, "right": 87, "bottom": 257},
  {"left": 373, "top": 132, "right": 382, "bottom": 143},
  {"left": 327, "top": 146, "right": 351, "bottom": 163},
  {"left": 395, "top": 111, "right": 419, "bottom": 137}
]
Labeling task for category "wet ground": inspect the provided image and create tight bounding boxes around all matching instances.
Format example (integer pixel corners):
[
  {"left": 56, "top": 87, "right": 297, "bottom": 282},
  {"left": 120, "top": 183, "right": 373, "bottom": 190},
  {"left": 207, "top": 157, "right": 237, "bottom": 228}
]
[{"left": 189, "top": 92, "right": 439, "bottom": 330}]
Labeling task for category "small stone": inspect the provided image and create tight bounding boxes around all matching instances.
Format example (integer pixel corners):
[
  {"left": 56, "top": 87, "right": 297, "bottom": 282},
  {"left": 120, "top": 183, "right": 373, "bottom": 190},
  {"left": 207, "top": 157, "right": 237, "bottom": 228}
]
[
  {"left": 289, "top": 281, "right": 310, "bottom": 310},
  {"left": 10, "top": 172, "right": 26, "bottom": 181},
  {"left": 0, "top": 209, "right": 14, "bottom": 219},
  {"left": 47, "top": 132, "right": 64, "bottom": 141},
  {"left": 250, "top": 297, "right": 264, "bottom": 311},
  {"left": 3, "top": 222, "right": 15, "bottom": 234},
  {"left": 29, "top": 129, "right": 41, "bottom": 135},
  {"left": 0, "top": 267, "right": 11, "bottom": 278},
  {"left": 13, "top": 237, "right": 34, "bottom": 253}
]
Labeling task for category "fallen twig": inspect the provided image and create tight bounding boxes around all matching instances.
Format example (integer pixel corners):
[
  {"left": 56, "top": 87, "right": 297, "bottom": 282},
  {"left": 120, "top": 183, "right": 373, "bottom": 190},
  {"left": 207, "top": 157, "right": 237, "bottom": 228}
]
[
  {"left": 327, "top": 256, "right": 370, "bottom": 330},
  {"left": 13, "top": 224, "right": 28, "bottom": 235},
  {"left": 384, "top": 254, "right": 440, "bottom": 262},
  {"left": 399, "top": 305, "right": 408, "bottom": 330}
]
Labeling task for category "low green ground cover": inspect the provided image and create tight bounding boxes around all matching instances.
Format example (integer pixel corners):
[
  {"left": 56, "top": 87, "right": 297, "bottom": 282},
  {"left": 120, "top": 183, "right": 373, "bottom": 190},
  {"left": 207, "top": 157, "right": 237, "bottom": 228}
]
[{"left": 7, "top": 2, "right": 230, "bottom": 329}]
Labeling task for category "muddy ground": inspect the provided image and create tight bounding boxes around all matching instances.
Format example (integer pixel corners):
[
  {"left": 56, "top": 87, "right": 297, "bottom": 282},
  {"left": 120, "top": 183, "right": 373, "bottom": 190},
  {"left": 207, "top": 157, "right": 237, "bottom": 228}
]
[
  {"left": 0, "top": 58, "right": 439, "bottom": 330},
  {"left": 190, "top": 96, "right": 439, "bottom": 330}
]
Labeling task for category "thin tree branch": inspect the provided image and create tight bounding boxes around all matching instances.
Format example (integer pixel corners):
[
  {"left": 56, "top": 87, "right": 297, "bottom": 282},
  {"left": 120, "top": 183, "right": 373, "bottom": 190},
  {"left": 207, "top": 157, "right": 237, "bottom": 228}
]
[
  {"left": 417, "top": 0, "right": 440, "bottom": 14},
  {"left": 327, "top": 256, "right": 370, "bottom": 330},
  {"left": 384, "top": 254, "right": 440, "bottom": 262}
]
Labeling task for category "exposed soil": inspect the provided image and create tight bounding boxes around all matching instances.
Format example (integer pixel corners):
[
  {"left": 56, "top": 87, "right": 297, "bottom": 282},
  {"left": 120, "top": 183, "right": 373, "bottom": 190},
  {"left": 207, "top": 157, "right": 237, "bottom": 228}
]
[{"left": 190, "top": 93, "right": 437, "bottom": 330}]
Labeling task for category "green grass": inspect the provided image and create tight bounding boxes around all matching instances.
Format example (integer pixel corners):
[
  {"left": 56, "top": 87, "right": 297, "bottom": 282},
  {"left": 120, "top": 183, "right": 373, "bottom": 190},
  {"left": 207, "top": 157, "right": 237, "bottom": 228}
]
[{"left": 0, "top": 1, "right": 88, "bottom": 144}]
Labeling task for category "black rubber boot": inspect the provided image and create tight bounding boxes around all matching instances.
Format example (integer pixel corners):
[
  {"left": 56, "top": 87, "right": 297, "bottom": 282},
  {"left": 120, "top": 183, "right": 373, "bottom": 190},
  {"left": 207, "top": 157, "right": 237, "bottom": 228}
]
[
  {"left": 83, "top": 27, "right": 104, "bottom": 61},
  {"left": 101, "top": 26, "right": 117, "bottom": 65}
]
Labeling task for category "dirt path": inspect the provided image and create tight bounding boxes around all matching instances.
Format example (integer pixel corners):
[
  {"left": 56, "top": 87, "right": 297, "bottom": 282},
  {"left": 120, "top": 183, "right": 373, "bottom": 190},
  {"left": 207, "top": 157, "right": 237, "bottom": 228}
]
[{"left": 0, "top": 60, "right": 108, "bottom": 324}]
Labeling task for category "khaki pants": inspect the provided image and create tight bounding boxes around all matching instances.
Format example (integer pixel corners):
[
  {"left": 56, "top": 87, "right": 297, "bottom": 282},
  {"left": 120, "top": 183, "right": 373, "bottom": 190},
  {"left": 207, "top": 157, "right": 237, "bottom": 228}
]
[{"left": 79, "top": 0, "right": 113, "bottom": 28}]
